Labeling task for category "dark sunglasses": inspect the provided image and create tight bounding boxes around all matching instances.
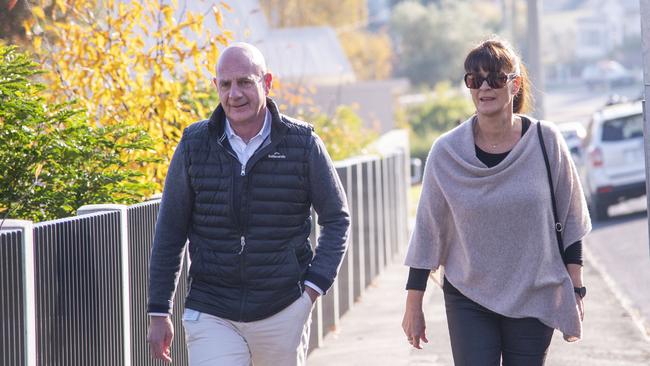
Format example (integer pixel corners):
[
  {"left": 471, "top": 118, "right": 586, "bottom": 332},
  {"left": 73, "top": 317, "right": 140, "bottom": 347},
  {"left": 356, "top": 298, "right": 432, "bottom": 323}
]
[{"left": 464, "top": 72, "right": 518, "bottom": 89}]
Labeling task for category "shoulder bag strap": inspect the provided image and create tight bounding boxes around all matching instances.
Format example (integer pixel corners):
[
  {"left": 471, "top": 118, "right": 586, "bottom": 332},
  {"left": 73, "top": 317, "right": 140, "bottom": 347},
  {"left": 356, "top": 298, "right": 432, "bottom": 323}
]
[{"left": 536, "top": 121, "right": 565, "bottom": 261}]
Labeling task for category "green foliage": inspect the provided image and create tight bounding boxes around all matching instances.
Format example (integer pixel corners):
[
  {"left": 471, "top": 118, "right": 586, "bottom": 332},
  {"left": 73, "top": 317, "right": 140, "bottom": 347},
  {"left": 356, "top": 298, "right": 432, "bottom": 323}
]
[
  {"left": 0, "top": 44, "right": 157, "bottom": 222},
  {"left": 271, "top": 81, "right": 376, "bottom": 161},
  {"left": 406, "top": 82, "right": 474, "bottom": 162},
  {"left": 308, "top": 106, "right": 377, "bottom": 161},
  {"left": 390, "top": 0, "right": 497, "bottom": 87}
]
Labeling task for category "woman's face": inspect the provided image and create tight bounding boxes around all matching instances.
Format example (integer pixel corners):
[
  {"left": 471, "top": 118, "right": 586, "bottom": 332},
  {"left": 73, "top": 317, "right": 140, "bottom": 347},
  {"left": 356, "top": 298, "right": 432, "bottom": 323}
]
[{"left": 467, "top": 68, "right": 520, "bottom": 117}]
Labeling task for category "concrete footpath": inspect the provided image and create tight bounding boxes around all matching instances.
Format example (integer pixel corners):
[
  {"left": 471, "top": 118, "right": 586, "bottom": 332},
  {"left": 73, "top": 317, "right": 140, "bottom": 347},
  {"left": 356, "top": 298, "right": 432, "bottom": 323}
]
[{"left": 308, "top": 246, "right": 650, "bottom": 366}]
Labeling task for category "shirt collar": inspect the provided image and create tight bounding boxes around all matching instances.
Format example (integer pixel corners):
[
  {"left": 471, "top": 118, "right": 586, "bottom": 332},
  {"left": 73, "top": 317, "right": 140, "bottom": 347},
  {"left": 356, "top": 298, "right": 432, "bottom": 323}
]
[{"left": 224, "top": 109, "right": 271, "bottom": 142}]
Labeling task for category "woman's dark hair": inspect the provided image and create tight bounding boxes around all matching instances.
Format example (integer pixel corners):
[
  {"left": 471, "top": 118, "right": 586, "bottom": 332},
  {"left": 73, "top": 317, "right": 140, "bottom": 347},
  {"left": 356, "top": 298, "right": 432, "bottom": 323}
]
[{"left": 463, "top": 38, "right": 533, "bottom": 114}]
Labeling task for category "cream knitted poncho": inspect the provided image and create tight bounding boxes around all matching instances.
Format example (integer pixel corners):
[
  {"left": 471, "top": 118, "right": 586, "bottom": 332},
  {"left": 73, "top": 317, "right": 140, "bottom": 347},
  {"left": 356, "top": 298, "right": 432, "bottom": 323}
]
[{"left": 405, "top": 116, "right": 592, "bottom": 341}]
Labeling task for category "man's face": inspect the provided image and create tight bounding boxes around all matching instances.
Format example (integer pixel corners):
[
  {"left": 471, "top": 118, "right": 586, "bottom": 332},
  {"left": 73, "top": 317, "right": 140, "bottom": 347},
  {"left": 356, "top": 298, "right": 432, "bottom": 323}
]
[{"left": 215, "top": 50, "right": 272, "bottom": 127}]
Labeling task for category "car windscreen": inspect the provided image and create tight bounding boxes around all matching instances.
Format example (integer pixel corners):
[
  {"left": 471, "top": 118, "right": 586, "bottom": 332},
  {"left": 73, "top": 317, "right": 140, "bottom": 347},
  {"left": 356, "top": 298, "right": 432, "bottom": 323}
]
[
  {"left": 601, "top": 114, "right": 644, "bottom": 142},
  {"left": 561, "top": 130, "right": 578, "bottom": 140}
]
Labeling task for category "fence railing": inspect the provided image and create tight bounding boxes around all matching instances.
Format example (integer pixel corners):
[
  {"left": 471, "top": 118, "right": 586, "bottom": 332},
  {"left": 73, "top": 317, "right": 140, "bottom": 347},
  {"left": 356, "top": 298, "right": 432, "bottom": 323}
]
[
  {"left": 0, "top": 131, "right": 410, "bottom": 365},
  {"left": 126, "top": 201, "right": 190, "bottom": 366},
  {"left": 1, "top": 228, "right": 28, "bottom": 366},
  {"left": 33, "top": 212, "right": 125, "bottom": 366}
]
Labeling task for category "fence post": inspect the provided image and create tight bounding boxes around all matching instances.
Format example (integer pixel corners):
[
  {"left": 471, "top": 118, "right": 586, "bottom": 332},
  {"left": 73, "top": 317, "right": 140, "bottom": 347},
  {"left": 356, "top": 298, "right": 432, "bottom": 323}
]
[
  {"left": 1, "top": 220, "right": 35, "bottom": 366},
  {"left": 351, "top": 161, "right": 365, "bottom": 299},
  {"left": 361, "top": 158, "right": 375, "bottom": 286},
  {"left": 374, "top": 158, "right": 386, "bottom": 271},
  {"left": 77, "top": 204, "right": 131, "bottom": 366}
]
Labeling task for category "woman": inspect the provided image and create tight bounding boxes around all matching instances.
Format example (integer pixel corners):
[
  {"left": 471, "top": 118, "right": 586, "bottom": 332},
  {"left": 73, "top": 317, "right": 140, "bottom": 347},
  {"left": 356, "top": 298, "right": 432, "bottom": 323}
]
[{"left": 402, "top": 38, "right": 591, "bottom": 366}]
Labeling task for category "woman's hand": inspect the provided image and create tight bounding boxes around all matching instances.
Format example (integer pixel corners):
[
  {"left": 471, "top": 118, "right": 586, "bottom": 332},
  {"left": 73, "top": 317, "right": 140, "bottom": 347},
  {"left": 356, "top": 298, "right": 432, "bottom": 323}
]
[
  {"left": 576, "top": 293, "right": 584, "bottom": 321},
  {"left": 402, "top": 290, "right": 429, "bottom": 349},
  {"left": 566, "top": 263, "right": 585, "bottom": 321}
]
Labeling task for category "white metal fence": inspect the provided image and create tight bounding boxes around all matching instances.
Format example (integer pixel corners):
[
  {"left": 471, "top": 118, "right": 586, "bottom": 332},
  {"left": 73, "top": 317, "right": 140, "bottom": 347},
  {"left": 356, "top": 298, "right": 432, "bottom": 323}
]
[{"left": 0, "top": 132, "right": 410, "bottom": 365}]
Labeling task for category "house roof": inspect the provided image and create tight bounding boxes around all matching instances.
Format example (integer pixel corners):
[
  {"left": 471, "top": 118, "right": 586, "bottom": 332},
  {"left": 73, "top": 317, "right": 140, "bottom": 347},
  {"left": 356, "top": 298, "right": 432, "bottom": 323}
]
[
  {"left": 214, "top": 0, "right": 355, "bottom": 84},
  {"left": 256, "top": 27, "right": 355, "bottom": 84}
]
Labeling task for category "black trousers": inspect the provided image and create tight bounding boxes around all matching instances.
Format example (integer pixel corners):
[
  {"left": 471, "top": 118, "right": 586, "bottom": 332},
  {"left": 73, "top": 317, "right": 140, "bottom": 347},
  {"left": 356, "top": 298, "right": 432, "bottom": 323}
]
[{"left": 443, "top": 278, "right": 554, "bottom": 366}]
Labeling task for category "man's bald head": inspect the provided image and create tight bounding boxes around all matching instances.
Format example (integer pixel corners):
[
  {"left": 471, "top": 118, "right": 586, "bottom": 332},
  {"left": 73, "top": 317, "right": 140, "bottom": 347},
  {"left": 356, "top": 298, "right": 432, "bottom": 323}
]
[
  {"left": 213, "top": 42, "right": 272, "bottom": 133},
  {"left": 217, "top": 42, "right": 267, "bottom": 76}
]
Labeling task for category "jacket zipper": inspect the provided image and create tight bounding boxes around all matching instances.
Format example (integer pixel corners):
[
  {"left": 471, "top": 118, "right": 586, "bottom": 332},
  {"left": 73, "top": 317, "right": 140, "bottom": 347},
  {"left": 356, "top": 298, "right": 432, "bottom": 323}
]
[
  {"left": 239, "top": 232, "right": 247, "bottom": 320},
  {"left": 238, "top": 165, "right": 250, "bottom": 320},
  {"left": 238, "top": 157, "right": 248, "bottom": 320},
  {"left": 217, "top": 134, "right": 254, "bottom": 321},
  {"left": 238, "top": 172, "right": 248, "bottom": 320},
  {"left": 238, "top": 235, "right": 245, "bottom": 254}
]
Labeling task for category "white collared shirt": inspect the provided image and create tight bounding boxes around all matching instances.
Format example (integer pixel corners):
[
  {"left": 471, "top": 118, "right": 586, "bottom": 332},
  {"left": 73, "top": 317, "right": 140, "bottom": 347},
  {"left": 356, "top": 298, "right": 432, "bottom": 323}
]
[{"left": 224, "top": 110, "right": 271, "bottom": 169}]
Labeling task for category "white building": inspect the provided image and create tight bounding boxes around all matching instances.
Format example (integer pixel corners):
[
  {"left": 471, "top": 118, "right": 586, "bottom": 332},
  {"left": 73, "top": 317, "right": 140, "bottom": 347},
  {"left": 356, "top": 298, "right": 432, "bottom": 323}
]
[
  {"left": 542, "top": 0, "right": 641, "bottom": 83},
  {"left": 210, "top": 0, "right": 355, "bottom": 84}
]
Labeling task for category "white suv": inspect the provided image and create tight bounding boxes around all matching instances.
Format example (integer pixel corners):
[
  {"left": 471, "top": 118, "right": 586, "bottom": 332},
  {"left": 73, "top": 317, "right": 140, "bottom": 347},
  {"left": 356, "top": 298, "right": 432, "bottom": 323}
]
[
  {"left": 558, "top": 122, "right": 586, "bottom": 163},
  {"left": 579, "top": 100, "right": 646, "bottom": 220}
]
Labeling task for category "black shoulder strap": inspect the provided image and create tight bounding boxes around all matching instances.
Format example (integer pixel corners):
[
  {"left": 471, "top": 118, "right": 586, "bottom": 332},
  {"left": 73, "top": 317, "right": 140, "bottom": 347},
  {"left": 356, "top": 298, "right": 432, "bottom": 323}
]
[{"left": 536, "top": 122, "right": 565, "bottom": 261}]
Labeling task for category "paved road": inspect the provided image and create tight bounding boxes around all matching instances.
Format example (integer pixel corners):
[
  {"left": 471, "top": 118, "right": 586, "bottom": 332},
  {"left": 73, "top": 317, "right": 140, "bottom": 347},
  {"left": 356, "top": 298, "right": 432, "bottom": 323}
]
[
  {"left": 307, "top": 247, "right": 650, "bottom": 365},
  {"left": 587, "top": 197, "right": 650, "bottom": 335},
  {"left": 544, "top": 83, "right": 642, "bottom": 123}
]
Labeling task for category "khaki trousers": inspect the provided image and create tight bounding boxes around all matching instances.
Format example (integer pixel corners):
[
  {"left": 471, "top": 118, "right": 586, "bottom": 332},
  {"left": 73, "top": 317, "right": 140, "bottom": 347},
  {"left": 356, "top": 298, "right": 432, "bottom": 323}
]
[{"left": 182, "top": 292, "right": 314, "bottom": 366}]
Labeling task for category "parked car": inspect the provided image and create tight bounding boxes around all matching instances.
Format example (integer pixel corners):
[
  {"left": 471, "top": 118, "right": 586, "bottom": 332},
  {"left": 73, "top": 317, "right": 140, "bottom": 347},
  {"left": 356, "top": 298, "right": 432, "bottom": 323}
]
[
  {"left": 579, "top": 100, "right": 646, "bottom": 220},
  {"left": 557, "top": 122, "right": 586, "bottom": 163},
  {"left": 581, "top": 60, "right": 637, "bottom": 89}
]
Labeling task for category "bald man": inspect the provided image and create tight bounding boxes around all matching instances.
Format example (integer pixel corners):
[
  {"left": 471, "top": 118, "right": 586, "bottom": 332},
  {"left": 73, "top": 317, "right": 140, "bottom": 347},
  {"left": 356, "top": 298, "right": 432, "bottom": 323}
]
[{"left": 146, "top": 42, "right": 350, "bottom": 365}]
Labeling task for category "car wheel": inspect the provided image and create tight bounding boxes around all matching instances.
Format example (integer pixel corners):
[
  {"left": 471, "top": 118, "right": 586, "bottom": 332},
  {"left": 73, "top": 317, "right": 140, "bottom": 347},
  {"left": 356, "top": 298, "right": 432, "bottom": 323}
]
[{"left": 590, "top": 195, "right": 609, "bottom": 221}]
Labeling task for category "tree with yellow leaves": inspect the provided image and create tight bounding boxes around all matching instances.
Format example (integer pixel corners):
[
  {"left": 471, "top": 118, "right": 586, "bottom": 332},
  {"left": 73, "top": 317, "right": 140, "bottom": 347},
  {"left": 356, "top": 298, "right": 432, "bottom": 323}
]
[
  {"left": 259, "top": 0, "right": 367, "bottom": 29},
  {"left": 339, "top": 30, "right": 392, "bottom": 80},
  {"left": 22, "top": 0, "right": 232, "bottom": 190}
]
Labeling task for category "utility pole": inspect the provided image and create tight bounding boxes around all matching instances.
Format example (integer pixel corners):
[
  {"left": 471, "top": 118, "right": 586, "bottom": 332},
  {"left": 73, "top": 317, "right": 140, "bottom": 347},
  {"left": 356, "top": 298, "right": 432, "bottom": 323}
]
[
  {"left": 639, "top": 0, "right": 650, "bottom": 253},
  {"left": 501, "top": 0, "right": 513, "bottom": 41},
  {"left": 512, "top": 0, "right": 519, "bottom": 42},
  {"left": 526, "top": 0, "right": 545, "bottom": 118}
]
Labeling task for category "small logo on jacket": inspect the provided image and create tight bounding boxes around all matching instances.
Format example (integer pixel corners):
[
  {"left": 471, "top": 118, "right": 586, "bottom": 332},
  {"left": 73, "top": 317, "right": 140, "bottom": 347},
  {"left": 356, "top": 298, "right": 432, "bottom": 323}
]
[{"left": 268, "top": 152, "right": 286, "bottom": 159}]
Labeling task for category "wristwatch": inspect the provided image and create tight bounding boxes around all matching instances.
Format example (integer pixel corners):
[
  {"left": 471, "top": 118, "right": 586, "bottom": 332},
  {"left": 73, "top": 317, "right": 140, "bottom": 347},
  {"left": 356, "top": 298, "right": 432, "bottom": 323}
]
[{"left": 574, "top": 286, "right": 587, "bottom": 299}]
